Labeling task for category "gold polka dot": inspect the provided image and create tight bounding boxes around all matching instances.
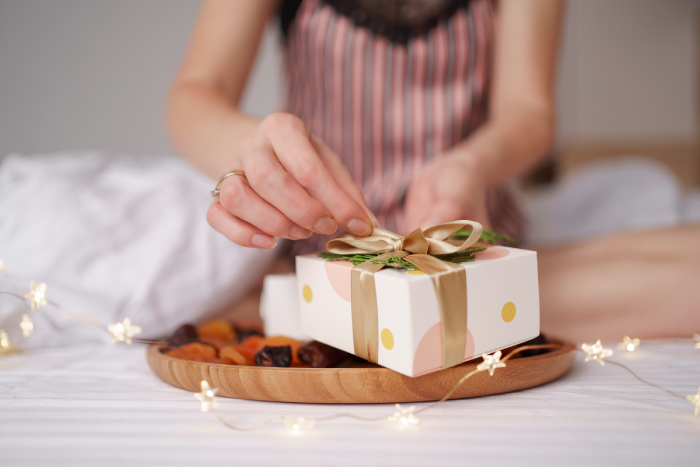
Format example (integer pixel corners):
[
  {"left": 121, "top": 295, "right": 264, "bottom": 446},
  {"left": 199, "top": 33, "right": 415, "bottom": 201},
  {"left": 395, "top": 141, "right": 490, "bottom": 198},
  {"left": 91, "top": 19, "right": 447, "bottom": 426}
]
[
  {"left": 502, "top": 302, "right": 516, "bottom": 322},
  {"left": 302, "top": 285, "right": 313, "bottom": 303},
  {"left": 407, "top": 270, "right": 425, "bottom": 275},
  {"left": 381, "top": 328, "right": 394, "bottom": 350}
]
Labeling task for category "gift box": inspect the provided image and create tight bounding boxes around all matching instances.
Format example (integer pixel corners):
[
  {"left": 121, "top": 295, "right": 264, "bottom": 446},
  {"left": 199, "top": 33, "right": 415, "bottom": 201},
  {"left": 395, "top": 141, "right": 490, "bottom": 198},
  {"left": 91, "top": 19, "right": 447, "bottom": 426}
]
[{"left": 295, "top": 222, "right": 540, "bottom": 377}]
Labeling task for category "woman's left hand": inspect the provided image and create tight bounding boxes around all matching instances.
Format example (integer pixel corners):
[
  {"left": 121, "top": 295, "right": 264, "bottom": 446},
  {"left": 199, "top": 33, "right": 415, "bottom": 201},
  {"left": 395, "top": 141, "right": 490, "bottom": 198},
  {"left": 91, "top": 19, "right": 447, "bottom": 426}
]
[{"left": 403, "top": 153, "right": 491, "bottom": 232}]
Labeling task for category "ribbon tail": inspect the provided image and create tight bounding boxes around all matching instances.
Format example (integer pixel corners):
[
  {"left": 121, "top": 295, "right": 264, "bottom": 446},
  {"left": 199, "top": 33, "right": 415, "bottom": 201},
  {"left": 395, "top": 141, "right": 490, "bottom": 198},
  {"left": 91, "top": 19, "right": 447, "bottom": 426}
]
[
  {"left": 405, "top": 255, "right": 467, "bottom": 369},
  {"left": 350, "top": 252, "right": 409, "bottom": 363}
]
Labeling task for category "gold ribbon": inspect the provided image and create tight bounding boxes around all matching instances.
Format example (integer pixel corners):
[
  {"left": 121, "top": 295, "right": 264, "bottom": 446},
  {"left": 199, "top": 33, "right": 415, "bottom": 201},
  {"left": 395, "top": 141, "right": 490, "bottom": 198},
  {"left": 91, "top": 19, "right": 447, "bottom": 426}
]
[{"left": 326, "top": 220, "right": 483, "bottom": 369}]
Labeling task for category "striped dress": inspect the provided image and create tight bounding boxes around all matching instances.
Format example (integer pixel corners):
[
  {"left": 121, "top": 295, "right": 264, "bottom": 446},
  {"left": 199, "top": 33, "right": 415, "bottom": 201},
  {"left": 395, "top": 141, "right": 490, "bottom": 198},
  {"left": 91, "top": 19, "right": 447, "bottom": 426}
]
[{"left": 282, "top": 0, "right": 524, "bottom": 252}]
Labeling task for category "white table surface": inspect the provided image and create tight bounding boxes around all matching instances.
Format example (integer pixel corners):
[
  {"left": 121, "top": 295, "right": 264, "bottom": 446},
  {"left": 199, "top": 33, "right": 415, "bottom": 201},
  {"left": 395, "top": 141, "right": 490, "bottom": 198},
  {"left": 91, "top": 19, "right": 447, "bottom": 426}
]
[{"left": 1, "top": 341, "right": 699, "bottom": 467}]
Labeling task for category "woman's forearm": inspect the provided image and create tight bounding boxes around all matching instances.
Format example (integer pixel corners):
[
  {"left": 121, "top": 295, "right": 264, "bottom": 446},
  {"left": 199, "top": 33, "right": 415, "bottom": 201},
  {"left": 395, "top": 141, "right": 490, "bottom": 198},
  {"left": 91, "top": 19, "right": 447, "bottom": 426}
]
[
  {"left": 167, "top": 81, "right": 261, "bottom": 180},
  {"left": 451, "top": 104, "right": 555, "bottom": 187}
]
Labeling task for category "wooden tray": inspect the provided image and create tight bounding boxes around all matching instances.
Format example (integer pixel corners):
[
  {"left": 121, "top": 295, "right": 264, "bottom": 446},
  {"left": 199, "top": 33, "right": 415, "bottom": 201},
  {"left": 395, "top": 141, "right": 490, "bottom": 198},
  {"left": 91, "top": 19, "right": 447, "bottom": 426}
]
[{"left": 147, "top": 337, "right": 576, "bottom": 404}]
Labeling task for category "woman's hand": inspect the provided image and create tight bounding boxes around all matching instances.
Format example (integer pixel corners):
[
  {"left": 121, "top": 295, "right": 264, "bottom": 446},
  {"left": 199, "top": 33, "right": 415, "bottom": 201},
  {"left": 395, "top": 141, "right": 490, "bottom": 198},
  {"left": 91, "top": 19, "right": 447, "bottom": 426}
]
[
  {"left": 206, "top": 113, "right": 376, "bottom": 249},
  {"left": 403, "top": 153, "right": 491, "bottom": 232}
]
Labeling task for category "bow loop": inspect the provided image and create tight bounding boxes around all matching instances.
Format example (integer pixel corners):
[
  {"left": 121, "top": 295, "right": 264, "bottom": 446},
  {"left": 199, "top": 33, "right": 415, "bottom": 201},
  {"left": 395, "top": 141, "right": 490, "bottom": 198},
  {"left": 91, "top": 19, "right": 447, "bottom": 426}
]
[{"left": 326, "top": 220, "right": 483, "bottom": 256}]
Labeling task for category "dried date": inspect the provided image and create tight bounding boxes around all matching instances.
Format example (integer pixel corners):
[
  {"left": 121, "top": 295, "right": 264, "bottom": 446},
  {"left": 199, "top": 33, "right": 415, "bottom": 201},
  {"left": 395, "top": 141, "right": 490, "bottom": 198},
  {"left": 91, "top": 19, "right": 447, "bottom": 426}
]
[
  {"left": 166, "top": 324, "right": 198, "bottom": 347},
  {"left": 254, "top": 345, "right": 292, "bottom": 367},
  {"left": 297, "top": 341, "right": 352, "bottom": 368}
]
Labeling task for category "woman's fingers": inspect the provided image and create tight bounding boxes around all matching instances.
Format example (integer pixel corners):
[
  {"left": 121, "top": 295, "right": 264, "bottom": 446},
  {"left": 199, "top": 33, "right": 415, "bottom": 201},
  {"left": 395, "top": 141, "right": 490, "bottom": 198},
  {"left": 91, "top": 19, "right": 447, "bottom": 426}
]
[
  {"left": 312, "top": 137, "right": 379, "bottom": 227},
  {"left": 206, "top": 201, "right": 278, "bottom": 249},
  {"left": 217, "top": 174, "right": 312, "bottom": 240},
  {"left": 263, "top": 114, "right": 373, "bottom": 236}
]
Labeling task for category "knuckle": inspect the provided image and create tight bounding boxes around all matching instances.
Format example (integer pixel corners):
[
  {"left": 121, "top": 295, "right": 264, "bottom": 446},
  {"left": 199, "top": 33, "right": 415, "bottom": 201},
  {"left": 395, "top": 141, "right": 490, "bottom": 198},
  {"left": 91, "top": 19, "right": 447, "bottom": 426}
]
[
  {"left": 219, "top": 179, "right": 246, "bottom": 209},
  {"left": 263, "top": 112, "right": 308, "bottom": 136},
  {"left": 245, "top": 156, "right": 275, "bottom": 188},
  {"left": 293, "top": 163, "right": 320, "bottom": 188}
]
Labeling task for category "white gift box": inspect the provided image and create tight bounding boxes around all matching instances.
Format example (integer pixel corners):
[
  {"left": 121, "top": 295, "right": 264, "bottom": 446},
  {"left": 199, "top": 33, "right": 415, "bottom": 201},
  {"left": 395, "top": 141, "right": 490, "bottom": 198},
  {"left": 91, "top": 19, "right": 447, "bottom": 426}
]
[{"left": 296, "top": 246, "right": 540, "bottom": 377}]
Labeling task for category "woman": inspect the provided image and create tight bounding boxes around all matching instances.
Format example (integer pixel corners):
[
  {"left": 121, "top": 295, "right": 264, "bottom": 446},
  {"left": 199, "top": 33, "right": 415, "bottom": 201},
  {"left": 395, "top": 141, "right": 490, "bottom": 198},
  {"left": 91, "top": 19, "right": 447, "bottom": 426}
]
[
  {"left": 167, "top": 0, "right": 560, "bottom": 251},
  {"left": 167, "top": 0, "right": 700, "bottom": 342}
]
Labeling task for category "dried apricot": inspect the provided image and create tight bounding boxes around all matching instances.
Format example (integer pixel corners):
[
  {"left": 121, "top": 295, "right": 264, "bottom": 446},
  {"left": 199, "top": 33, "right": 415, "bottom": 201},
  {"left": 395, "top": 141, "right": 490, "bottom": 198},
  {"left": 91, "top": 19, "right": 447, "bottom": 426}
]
[
  {"left": 220, "top": 346, "right": 252, "bottom": 366},
  {"left": 196, "top": 319, "right": 236, "bottom": 341},
  {"left": 165, "top": 342, "right": 217, "bottom": 362},
  {"left": 199, "top": 335, "right": 233, "bottom": 350}
]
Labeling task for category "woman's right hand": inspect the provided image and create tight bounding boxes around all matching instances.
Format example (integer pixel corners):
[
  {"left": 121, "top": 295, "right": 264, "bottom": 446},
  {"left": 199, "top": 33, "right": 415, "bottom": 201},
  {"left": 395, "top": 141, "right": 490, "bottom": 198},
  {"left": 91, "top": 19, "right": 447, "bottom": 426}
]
[{"left": 206, "top": 113, "right": 376, "bottom": 249}]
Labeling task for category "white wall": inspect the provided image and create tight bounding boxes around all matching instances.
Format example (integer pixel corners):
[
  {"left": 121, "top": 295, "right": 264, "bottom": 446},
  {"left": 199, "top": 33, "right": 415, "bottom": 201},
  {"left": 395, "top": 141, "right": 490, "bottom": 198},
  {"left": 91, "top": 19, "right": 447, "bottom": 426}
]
[
  {"left": 557, "top": 0, "right": 700, "bottom": 144},
  {"left": 0, "top": 0, "right": 698, "bottom": 157},
  {"left": 0, "top": 0, "right": 282, "bottom": 156}
]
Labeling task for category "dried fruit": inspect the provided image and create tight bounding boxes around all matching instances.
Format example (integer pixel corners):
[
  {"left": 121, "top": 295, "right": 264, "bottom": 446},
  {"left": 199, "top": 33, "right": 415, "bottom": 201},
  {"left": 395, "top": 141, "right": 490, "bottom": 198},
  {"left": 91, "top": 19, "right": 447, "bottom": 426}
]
[
  {"left": 199, "top": 335, "right": 233, "bottom": 350},
  {"left": 298, "top": 341, "right": 352, "bottom": 368},
  {"left": 254, "top": 345, "right": 292, "bottom": 367},
  {"left": 165, "top": 342, "right": 217, "bottom": 362},
  {"left": 220, "top": 346, "right": 252, "bottom": 366},
  {"left": 196, "top": 319, "right": 236, "bottom": 342},
  {"left": 236, "top": 327, "right": 264, "bottom": 342},
  {"left": 166, "top": 324, "right": 198, "bottom": 347}
]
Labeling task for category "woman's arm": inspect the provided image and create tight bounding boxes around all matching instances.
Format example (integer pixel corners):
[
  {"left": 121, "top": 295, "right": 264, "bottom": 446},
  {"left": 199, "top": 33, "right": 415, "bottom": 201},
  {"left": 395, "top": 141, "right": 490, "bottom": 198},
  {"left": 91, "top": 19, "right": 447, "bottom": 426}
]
[
  {"left": 404, "top": 0, "right": 563, "bottom": 230},
  {"left": 167, "top": 0, "right": 375, "bottom": 249}
]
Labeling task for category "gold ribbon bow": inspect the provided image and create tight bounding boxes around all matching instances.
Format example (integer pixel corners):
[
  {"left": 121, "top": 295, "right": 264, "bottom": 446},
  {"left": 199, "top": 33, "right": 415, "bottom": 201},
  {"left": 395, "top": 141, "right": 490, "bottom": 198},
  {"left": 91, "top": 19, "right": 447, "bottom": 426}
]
[{"left": 326, "top": 220, "right": 483, "bottom": 369}]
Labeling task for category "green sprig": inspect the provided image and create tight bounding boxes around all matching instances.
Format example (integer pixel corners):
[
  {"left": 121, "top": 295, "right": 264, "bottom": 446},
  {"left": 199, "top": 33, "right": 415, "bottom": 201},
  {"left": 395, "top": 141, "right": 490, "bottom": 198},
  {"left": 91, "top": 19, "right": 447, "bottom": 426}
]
[{"left": 450, "top": 228, "right": 516, "bottom": 245}]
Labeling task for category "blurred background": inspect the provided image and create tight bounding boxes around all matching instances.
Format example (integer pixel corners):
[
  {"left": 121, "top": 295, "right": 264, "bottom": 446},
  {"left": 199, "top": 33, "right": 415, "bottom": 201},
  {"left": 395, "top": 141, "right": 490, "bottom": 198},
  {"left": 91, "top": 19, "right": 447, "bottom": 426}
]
[{"left": 0, "top": 0, "right": 698, "bottom": 182}]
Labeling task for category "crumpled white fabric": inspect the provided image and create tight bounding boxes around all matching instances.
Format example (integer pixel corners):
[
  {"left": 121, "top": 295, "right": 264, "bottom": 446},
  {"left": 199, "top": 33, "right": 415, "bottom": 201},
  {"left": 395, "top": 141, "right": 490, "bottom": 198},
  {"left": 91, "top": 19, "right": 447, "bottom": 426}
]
[
  {"left": 0, "top": 151, "right": 278, "bottom": 347},
  {"left": 521, "top": 157, "right": 699, "bottom": 245}
]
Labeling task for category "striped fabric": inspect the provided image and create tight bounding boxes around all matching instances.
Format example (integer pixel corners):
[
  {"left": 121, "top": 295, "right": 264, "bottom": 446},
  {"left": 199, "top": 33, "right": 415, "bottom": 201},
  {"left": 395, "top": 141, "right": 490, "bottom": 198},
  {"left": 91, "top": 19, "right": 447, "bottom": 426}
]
[{"left": 284, "top": 0, "right": 524, "bottom": 252}]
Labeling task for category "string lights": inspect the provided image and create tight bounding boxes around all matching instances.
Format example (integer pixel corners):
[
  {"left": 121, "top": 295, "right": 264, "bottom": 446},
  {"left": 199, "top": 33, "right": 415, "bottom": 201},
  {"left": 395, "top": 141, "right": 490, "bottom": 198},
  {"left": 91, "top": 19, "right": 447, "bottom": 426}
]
[
  {"left": 0, "top": 259, "right": 699, "bottom": 435},
  {"left": 618, "top": 336, "right": 640, "bottom": 352},
  {"left": 581, "top": 340, "right": 613, "bottom": 365}
]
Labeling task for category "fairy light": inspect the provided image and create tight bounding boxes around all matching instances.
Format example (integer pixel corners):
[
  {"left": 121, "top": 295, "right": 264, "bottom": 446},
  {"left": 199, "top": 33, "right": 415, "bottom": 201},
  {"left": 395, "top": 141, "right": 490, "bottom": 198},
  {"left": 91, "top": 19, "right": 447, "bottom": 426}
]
[
  {"left": 687, "top": 387, "right": 700, "bottom": 416},
  {"left": 25, "top": 281, "right": 47, "bottom": 310},
  {"left": 477, "top": 350, "right": 506, "bottom": 376},
  {"left": 581, "top": 340, "right": 613, "bottom": 366},
  {"left": 107, "top": 317, "right": 142, "bottom": 345},
  {"left": 388, "top": 404, "right": 419, "bottom": 426},
  {"left": 0, "top": 330, "right": 10, "bottom": 353},
  {"left": 19, "top": 314, "right": 33, "bottom": 338},
  {"left": 0, "top": 259, "right": 5, "bottom": 271},
  {"left": 194, "top": 381, "right": 218, "bottom": 412},
  {"left": 617, "top": 336, "right": 640, "bottom": 352},
  {"left": 693, "top": 334, "right": 700, "bottom": 350},
  {"left": 284, "top": 417, "right": 315, "bottom": 431}
]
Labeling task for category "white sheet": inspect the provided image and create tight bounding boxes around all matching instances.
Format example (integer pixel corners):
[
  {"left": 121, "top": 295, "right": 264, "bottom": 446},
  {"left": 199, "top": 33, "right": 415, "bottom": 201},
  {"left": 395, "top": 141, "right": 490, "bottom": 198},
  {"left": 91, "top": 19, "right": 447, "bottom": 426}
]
[
  {"left": 0, "top": 152, "right": 278, "bottom": 347},
  {"left": 1, "top": 341, "right": 698, "bottom": 466}
]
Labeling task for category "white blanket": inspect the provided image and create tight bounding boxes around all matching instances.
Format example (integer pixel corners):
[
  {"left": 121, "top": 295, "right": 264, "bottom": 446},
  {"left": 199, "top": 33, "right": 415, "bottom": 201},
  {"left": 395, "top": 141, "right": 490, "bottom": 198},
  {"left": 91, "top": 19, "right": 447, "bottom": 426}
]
[{"left": 0, "top": 152, "right": 277, "bottom": 347}]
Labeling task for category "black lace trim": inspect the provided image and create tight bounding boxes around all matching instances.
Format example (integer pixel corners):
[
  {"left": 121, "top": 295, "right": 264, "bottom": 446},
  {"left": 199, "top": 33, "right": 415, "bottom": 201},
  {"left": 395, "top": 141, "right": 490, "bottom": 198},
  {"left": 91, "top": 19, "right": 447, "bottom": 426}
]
[{"left": 280, "top": 0, "right": 472, "bottom": 44}]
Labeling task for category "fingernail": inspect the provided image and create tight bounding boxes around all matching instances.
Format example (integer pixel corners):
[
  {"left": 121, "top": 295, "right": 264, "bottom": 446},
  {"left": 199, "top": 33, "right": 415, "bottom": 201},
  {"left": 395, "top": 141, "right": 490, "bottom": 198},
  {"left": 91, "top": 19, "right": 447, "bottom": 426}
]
[
  {"left": 313, "top": 216, "right": 337, "bottom": 235},
  {"left": 289, "top": 224, "right": 312, "bottom": 239},
  {"left": 251, "top": 234, "right": 277, "bottom": 249},
  {"left": 368, "top": 211, "right": 379, "bottom": 227},
  {"left": 347, "top": 218, "right": 371, "bottom": 236}
]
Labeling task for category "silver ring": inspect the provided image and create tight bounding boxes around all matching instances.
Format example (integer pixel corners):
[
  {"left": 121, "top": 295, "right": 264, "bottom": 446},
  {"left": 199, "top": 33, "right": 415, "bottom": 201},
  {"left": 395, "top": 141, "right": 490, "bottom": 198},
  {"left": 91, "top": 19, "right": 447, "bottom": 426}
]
[{"left": 210, "top": 170, "right": 246, "bottom": 200}]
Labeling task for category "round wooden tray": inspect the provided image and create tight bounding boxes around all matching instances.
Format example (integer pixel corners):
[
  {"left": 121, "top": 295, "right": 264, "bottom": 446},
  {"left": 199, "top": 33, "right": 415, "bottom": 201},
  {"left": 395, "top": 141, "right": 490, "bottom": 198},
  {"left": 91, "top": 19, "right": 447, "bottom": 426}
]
[{"left": 147, "top": 336, "right": 576, "bottom": 404}]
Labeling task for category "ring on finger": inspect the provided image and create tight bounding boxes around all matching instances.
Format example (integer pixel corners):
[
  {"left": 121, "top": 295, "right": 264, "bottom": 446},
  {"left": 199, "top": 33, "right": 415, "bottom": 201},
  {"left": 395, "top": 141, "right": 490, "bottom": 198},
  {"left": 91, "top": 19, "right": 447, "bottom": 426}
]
[{"left": 210, "top": 170, "right": 246, "bottom": 200}]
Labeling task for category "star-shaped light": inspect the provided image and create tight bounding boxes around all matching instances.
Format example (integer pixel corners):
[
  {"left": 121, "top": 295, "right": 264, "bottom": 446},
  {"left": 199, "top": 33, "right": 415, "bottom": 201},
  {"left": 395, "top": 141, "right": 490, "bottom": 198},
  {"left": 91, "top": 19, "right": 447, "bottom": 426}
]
[
  {"left": 0, "top": 329, "right": 10, "bottom": 353},
  {"left": 19, "top": 314, "right": 33, "bottom": 338},
  {"left": 284, "top": 417, "right": 315, "bottom": 431},
  {"left": 25, "top": 281, "right": 47, "bottom": 310},
  {"left": 693, "top": 334, "right": 700, "bottom": 350},
  {"left": 617, "top": 336, "right": 640, "bottom": 352},
  {"left": 194, "top": 380, "right": 218, "bottom": 412},
  {"left": 388, "top": 404, "right": 419, "bottom": 426},
  {"left": 687, "top": 387, "right": 700, "bottom": 416},
  {"left": 477, "top": 350, "right": 506, "bottom": 376},
  {"left": 581, "top": 340, "right": 613, "bottom": 366},
  {"left": 107, "top": 317, "right": 142, "bottom": 345},
  {"left": 0, "top": 259, "right": 5, "bottom": 271}
]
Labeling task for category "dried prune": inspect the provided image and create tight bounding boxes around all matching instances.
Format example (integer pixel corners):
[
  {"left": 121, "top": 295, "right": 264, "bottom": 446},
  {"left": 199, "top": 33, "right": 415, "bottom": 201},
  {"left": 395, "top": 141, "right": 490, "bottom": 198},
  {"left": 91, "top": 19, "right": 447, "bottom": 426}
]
[
  {"left": 237, "top": 328, "right": 264, "bottom": 342},
  {"left": 166, "top": 324, "right": 198, "bottom": 347},
  {"left": 519, "top": 334, "right": 550, "bottom": 357},
  {"left": 254, "top": 345, "right": 292, "bottom": 367},
  {"left": 297, "top": 341, "right": 352, "bottom": 368}
]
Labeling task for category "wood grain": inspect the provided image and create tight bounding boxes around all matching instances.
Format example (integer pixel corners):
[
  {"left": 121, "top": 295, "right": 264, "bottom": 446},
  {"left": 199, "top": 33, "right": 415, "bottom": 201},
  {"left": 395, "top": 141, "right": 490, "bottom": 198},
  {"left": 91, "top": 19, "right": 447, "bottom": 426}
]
[{"left": 146, "top": 337, "right": 576, "bottom": 404}]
